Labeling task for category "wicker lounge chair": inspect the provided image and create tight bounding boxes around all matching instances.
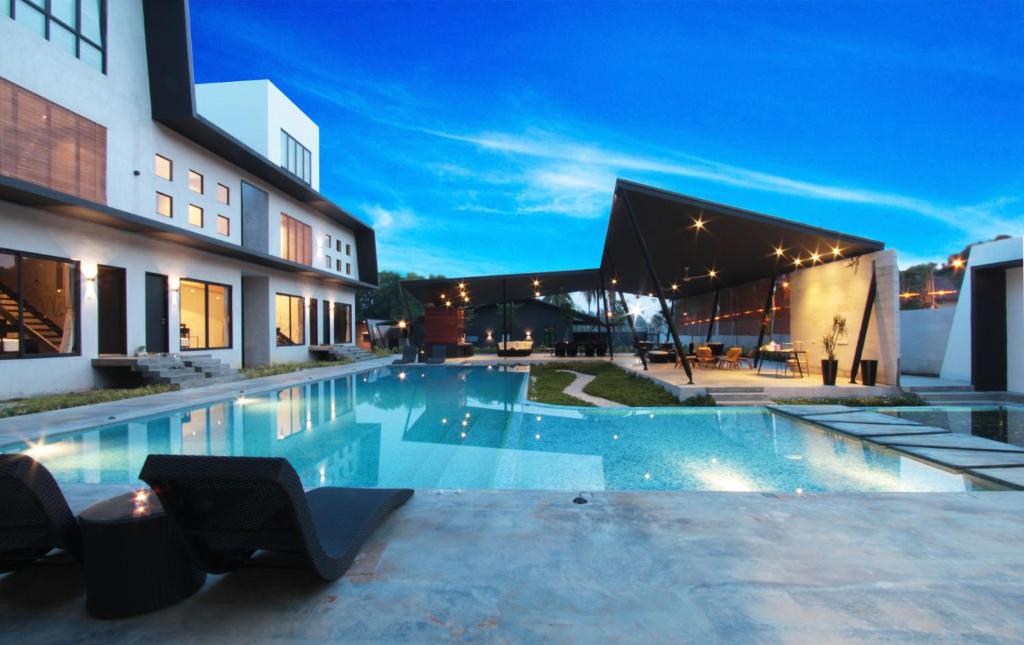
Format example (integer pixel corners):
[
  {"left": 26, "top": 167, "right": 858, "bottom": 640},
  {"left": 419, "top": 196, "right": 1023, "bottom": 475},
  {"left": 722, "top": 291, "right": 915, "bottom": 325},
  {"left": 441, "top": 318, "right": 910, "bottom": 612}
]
[
  {"left": 395, "top": 345, "right": 418, "bottom": 364},
  {"left": 139, "top": 455, "right": 414, "bottom": 581},
  {"left": 425, "top": 345, "right": 447, "bottom": 364},
  {"left": 695, "top": 346, "right": 716, "bottom": 368},
  {"left": 717, "top": 346, "right": 744, "bottom": 369},
  {"left": 0, "top": 454, "right": 82, "bottom": 572}
]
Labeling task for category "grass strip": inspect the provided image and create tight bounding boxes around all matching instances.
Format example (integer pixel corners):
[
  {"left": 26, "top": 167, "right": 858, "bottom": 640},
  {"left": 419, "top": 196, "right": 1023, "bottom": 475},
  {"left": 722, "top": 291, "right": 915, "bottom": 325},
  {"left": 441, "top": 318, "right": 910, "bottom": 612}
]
[
  {"left": 0, "top": 385, "right": 179, "bottom": 418},
  {"left": 774, "top": 393, "right": 927, "bottom": 407},
  {"left": 241, "top": 358, "right": 353, "bottom": 380}
]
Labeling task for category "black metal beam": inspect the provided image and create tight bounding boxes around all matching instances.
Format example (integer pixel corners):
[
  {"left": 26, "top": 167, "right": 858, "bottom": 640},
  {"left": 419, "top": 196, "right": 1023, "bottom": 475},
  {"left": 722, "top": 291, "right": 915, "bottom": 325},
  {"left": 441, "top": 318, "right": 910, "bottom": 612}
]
[
  {"left": 502, "top": 278, "right": 508, "bottom": 354},
  {"left": 754, "top": 275, "right": 778, "bottom": 364},
  {"left": 617, "top": 288, "right": 647, "bottom": 371},
  {"left": 849, "top": 261, "right": 877, "bottom": 384},
  {"left": 618, "top": 189, "right": 693, "bottom": 384},
  {"left": 598, "top": 268, "right": 615, "bottom": 360},
  {"left": 705, "top": 288, "right": 721, "bottom": 343}
]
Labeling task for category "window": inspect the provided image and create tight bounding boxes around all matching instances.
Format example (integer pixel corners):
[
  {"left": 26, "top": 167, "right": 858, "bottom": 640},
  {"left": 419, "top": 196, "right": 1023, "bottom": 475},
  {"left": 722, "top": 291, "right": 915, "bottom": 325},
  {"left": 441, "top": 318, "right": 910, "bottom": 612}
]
[
  {"left": 275, "top": 293, "right": 304, "bottom": 346},
  {"left": 345, "top": 262, "right": 351, "bottom": 275},
  {"left": 0, "top": 249, "right": 79, "bottom": 358},
  {"left": 346, "top": 243, "right": 351, "bottom": 256},
  {"left": 336, "top": 259, "right": 342, "bottom": 272},
  {"left": 216, "top": 183, "right": 229, "bottom": 205},
  {"left": 333, "top": 302, "right": 351, "bottom": 344},
  {"left": 324, "top": 255, "right": 332, "bottom": 270},
  {"left": 188, "top": 204, "right": 203, "bottom": 227},
  {"left": 156, "top": 192, "right": 172, "bottom": 217},
  {"left": 0, "top": 78, "right": 106, "bottom": 203},
  {"left": 8, "top": 0, "right": 107, "bottom": 72},
  {"left": 155, "top": 154, "right": 172, "bottom": 180},
  {"left": 280, "top": 213, "right": 312, "bottom": 265},
  {"left": 188, "top": 170, "right": 203, "bottom": 194},
  {"left": 335, "top": 240, "right": 342, "bottom": 253},
  {"left": 179, "top": 279, "right": 231, "bottom": 350},
  {"left": 324, "top": 234, "right": 331, "bottom": 247},
  {"left": 280, "top": 130, "right": 312, "bottom": 185},
  {"left": 216, "top": 215, "right": 230, "bottom": 236}
]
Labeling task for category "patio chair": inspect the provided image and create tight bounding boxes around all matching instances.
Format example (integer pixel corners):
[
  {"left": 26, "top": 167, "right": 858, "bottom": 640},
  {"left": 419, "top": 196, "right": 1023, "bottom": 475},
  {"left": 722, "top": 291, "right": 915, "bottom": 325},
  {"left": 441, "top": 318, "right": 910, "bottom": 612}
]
[
  {"left": 139, "top": 455, "right": 414, "bottom": 581},
  {"left": 717, "top": 346, "right": 743, "bottom": 369},
  {"left": 0, "top": 454, "right": 82, "bottom": 572},
  {"left": 394, "top": 345, "right": 418, "bottom": 364},
  {"left": 426, "top": 345, "right": 447, "bottom": 364},
  {"left": 695, "top": 346, "right": 716, "bottom": 368}
]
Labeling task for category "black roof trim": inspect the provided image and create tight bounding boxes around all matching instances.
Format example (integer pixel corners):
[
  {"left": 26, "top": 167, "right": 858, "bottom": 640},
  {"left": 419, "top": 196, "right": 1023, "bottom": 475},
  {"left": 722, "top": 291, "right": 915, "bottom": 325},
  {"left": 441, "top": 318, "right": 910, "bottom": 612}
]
[
  {"left": 0, "top": 176, "right": 377, "bottom": 290},
  {"left": 141, "top": 0, "right": 378, "bottom": 286}
]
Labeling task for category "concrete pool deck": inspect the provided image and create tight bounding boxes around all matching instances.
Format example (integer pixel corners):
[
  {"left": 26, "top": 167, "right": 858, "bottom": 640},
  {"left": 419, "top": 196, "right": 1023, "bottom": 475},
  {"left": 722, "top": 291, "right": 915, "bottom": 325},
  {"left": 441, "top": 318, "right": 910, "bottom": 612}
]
[{"left": 3, "top": 488, "right": 1024, "bottom": 642}]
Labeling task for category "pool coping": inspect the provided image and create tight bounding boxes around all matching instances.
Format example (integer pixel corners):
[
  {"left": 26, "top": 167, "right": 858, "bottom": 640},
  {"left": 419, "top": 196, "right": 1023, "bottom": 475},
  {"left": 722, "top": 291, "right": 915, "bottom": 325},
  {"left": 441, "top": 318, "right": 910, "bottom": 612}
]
[{"left": 767, "top": 405, "right": 1024, "bottom": 491}]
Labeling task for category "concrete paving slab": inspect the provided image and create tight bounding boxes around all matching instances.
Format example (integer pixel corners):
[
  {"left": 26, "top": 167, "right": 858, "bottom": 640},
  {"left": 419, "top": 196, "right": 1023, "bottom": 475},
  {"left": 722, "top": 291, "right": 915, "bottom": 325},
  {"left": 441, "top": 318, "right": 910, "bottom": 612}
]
[
  {"left": 804, "top": 411, "right": 918, "bottom": 425},
  {"left": 968, "top": 468, "right": 1024, "bottom": 490},
  {"left": 896, "top": 448, "right": 1024, "bottom": 469},
  {"left": 766, "top": 404, "right": 853, "bottom": 416},
  {"left": 871, "top": 433, "right": 1024, "bottom": 453},
  {"left": 817, "top": 422, "right": 950, "bottom": 438},
  {"left": 3, "top": 490, "right": 1024, "bottom": 642}
]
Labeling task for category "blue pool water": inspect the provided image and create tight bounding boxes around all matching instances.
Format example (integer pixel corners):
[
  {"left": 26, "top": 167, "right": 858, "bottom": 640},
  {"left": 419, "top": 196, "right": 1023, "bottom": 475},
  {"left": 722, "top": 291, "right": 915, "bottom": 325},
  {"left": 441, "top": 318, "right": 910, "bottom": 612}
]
[{"left": 1, "top": 366, "right": 999, "bottom": 492}]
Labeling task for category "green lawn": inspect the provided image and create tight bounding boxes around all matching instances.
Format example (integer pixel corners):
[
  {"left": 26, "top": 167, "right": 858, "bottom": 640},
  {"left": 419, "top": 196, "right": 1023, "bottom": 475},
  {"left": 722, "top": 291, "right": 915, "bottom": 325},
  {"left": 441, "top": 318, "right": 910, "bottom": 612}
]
[
  {"left": 0, "top": 384, "right": 179, "bottom": 418},
  {"left": 773, "top": 393, "right": 927, "bottom": 407},
  {"left": 240, "top": 358, "right": 353, "bottom": 380},
  {"left": 528, "top": 362, "right": 712, "bottom": 407}
]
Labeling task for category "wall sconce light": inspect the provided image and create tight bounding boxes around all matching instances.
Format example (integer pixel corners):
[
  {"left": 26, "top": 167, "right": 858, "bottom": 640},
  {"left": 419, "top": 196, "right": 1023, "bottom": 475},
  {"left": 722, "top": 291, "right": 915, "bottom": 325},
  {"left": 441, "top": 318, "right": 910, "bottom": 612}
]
[
  {"left": 525, "top": 330, "right": 532, "bottom": 340},
  {"left": 397, "top": 320, "right": 407, "bottom": 329},
  {"left": 486, "top": 330, "right": 493, "bottom": 341}
]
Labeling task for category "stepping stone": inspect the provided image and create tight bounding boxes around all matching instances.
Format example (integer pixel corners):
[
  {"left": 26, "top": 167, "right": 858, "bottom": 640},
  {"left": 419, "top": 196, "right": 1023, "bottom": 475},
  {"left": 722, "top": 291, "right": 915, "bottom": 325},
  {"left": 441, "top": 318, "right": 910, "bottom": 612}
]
[
  {"left": 967, "top": 467, "right": 1024, "bottom": 489},
  {"left": 811, "top": 422, "right": 949, "bottom": 438},
  {"left": 870, "top": 433, "right": 1024, "bottom": 453},
  {"left": 894, "top": 447, "right": 1024, "bottom": 469},
  {"left": 768, "top": 405, "right": 852, "bottom": 417},
  {"left": 804, "top": 411, "right": 918, "bottom": 425}
]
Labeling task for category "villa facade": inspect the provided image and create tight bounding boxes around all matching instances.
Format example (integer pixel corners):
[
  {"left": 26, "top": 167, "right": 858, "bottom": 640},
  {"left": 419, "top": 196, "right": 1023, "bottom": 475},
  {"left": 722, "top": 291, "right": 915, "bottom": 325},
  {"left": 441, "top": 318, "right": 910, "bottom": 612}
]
[{"left": 0, "top": 1, "right": 377, "bottom": 397}]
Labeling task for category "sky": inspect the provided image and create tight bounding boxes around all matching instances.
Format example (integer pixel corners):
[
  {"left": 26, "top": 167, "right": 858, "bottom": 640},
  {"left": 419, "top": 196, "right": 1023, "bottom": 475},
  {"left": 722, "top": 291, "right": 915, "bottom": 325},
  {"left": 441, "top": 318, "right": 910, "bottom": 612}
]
[{"left": 190, "top": 1, "right": 1024, "bottom": 277}]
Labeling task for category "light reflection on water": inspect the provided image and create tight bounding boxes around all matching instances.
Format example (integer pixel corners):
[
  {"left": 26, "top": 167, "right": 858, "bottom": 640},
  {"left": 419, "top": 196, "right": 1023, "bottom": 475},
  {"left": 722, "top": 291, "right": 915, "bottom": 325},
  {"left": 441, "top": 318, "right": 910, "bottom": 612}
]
[{"left": 3, "top": 367, "right": 1002, "bottom": 492}]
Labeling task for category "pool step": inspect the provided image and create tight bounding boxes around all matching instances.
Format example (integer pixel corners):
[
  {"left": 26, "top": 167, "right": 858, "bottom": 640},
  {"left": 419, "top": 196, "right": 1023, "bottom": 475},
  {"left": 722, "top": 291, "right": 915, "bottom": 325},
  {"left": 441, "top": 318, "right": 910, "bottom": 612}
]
[{"left": 705, "top": 387, "right": 771, "bottom": 406}]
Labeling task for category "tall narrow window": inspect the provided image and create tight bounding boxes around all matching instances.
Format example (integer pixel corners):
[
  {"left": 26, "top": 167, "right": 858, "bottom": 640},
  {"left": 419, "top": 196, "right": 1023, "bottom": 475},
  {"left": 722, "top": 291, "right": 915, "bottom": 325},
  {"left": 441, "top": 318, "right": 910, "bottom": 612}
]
[
  {"left": 155, "top": 154, "right": 172, "bottom": 180},
  {"left": 346, "top": 243, "right": 351, "bottom": 256},
  {"left": 275, "top": 293, "right": 305, "bottom": 346},
  {"left": 216, "top": 215, "right": 230, "bottom": 236},
  {"left": 345, "top": 262, "right": 351, "bottom": 275},
  {"left": 216, "top": 183, "right": 229, "bottom": 204},
  {"left": 188, "top": 204, "right": 204, "bottom": 227},
  {"left": 333, "top": 302, "right": 352, "bottom": 344},
  {"left": 188, "top": 170, "right": 204, "bottom": 194},
  {"left": 336, "top": 259, "right": 342, "bottom": 272},
  {"left": 7, "top": 0, "right": 107, "bottom": 72},
  {"left": 179, "top": 279, "right": 231, "bottom": 350},
  {"left": 156, "top": 192, "right": 172, "bottom": 217},
  {"left": 324, "top": 255, "right": 332, "bottom": 270},
  {"left": 279, "top": 130, "right": 312, "bottom": 185},
  {"left": 279, "top": 213, "right": 312, "bottom": 265},
  {"left": 0, "top": 250, "right": 79, "bottom": 358}
]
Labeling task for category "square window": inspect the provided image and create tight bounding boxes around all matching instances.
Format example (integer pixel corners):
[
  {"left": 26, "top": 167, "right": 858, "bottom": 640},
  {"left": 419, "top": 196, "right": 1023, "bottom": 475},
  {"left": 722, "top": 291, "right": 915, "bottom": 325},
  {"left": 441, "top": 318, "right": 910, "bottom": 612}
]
[
  {"left": 156, "top": 192, "right": 172, "bottom": 217},
  {"left": 155, "top": 154, "right": 172, "bottom": 180},
  {"left": 346, "top": 243, "right": 351, "bottom": 256},
  {"left": 346, "top": 262, "right": 352, "bottom": 275},
  {"left": 216, "top": 215, "right": 230, "bottom": 236},
  {"left": 217, "top": 183, "right": 230, "bottom": 205},
  {"left": 188, "top": 204, "right": 204, "bottom": 227},
  {"left": 325, "top": 255, "right": 332, "bottom": 270},
  {"left": 188, "top": 170, "right": 203, "bottom": 194}
]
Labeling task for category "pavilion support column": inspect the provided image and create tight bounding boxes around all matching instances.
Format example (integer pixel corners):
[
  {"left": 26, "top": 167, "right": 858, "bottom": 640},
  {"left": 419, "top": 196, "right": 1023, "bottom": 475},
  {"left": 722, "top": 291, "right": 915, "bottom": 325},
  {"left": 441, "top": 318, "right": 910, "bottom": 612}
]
[
  {"left": 754, "top": 276, "right": 778, "bottom": 365},
  {"left": 849, "top": 261, "right": 877, "bottom": 384},
  {"left": 618, "top": 189, "right": 694, "bottom": 384},
  {"left": 400, "top": 286, "right": 413, "bottom": 347},
  {"left": 618, "top": 289, "right": 647, "bottom": 371},
  {"left": 501, "top": 279, "right": 508, "bottom": 355},
  {"left": 598, "top": 268, "right": 615, "bottom": 360},
  {"left": 704, "top": 288, "right": 720, "bottom": 344}
]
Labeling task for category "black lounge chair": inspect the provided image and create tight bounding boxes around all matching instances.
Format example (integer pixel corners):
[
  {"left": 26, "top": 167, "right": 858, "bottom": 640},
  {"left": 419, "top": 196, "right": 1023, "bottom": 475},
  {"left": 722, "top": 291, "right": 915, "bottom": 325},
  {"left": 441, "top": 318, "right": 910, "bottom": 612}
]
[
  {"left": 139, "top": 455, "right": 413, "bottom": 581},
  {"left": 395, "top": 345, "right": 418, "bottom": 364},
  {"left": 0, "top": 454, "right": 82, "bottom": 572},
  {"left": 425, "top": 344, "right": 447, "bottom": 364}
]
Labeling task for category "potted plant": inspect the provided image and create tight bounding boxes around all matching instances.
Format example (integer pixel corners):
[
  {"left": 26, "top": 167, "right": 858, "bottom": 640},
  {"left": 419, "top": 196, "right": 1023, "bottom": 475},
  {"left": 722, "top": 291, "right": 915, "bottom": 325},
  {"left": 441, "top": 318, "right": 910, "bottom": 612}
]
[{"left": 820, "top": 314, "right": 847, "bottom": 386}]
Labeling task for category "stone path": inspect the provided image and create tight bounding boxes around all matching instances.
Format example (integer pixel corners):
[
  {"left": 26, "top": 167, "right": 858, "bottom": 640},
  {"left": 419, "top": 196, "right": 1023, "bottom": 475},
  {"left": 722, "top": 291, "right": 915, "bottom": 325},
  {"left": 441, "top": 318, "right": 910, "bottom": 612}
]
[
  {"left": 557, "top": 370, "right": 619, "bottom": 407},
  {"left": 769, "top": 405, "right": 1024, "bottom": 490}
]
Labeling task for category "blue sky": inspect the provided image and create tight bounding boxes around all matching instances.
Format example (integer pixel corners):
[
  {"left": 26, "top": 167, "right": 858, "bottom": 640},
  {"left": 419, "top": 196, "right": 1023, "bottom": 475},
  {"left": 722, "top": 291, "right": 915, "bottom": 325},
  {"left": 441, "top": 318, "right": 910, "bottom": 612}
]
[{"left": 190, "top": 1, "right": 1023, "bottom": 276}]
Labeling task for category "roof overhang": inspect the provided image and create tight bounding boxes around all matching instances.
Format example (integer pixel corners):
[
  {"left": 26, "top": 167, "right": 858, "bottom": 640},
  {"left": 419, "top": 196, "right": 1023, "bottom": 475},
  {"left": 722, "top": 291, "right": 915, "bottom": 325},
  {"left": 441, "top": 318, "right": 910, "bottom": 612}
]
[
  {"left": 0, "top": 176, "right": 377, "bottom": 290},
  {"left": 602, "top": 179, "right": 885, "bottom": 298},
  {"left": 141, "top": 0, "right": 378, "bottom": 286}
]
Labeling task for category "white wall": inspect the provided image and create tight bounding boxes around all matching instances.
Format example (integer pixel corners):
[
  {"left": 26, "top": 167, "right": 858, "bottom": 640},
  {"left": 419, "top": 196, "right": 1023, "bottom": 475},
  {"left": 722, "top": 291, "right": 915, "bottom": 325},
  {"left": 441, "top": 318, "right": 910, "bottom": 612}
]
[
  {"left": 1007, "top": 267, "right": 1024, "bottom": 393},
  {"left": 789, "top": 249, "right": 901, "bottom": 384},
  {"left": 899, "top": 306, "right": 955, "bottom": 376}
]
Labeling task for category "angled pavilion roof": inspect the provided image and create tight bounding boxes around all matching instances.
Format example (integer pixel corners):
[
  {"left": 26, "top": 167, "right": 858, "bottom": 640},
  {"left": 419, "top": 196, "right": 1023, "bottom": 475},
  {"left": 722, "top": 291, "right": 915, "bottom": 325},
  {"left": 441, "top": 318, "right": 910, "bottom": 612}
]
[{"left": 401, "top": 268, "right": 603, "bottom": 308}]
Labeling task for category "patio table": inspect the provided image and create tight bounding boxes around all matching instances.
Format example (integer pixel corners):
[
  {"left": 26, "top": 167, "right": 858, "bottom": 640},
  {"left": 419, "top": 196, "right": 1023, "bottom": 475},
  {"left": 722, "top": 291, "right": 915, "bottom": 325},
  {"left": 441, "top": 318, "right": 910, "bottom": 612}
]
[{"left": 756, "top": 349, "right": 808, "bottom": 377}]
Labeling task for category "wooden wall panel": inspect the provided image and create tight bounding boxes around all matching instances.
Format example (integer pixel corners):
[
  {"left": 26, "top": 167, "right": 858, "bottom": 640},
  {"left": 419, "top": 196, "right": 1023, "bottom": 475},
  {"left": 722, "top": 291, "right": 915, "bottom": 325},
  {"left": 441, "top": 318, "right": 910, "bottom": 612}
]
[
  {"left": 425, "top": 308, "right": 465, "bottom": 345},
  {"left": 280, "top": 213, "right": 312, "bottom": 265},
  {"left": 0, "top": 78, "right": 106, "bottom": 203}
]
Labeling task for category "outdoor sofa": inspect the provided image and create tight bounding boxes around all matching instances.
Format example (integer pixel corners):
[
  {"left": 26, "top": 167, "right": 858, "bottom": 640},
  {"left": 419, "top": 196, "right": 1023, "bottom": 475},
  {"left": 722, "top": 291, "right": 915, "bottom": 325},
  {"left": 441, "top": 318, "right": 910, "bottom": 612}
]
[{"left": 496, "top": 340, "right": 533, "bottom": 357}]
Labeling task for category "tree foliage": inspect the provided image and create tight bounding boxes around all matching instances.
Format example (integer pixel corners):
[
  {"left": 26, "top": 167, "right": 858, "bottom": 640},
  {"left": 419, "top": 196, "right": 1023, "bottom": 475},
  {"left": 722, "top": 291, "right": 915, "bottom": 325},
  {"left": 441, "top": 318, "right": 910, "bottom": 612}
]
[{"left": 356, "top": 271, "right": 445, "bottom": 321}]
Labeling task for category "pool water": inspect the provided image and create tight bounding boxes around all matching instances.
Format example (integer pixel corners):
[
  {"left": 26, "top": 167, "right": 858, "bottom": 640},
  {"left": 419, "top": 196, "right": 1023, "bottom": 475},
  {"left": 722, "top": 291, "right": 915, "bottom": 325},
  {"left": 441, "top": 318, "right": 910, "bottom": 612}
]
[
  {"left": 1, "top": 366, "right": 999, "bottom": 492},
  {"left": 876, "top": 406, "right": 1024, "bottom": 448}
]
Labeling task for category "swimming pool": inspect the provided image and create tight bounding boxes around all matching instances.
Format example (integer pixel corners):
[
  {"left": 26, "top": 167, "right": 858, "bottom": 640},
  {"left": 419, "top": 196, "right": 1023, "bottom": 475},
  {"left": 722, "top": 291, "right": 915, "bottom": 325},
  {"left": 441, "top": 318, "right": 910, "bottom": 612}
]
[
  {"left": 0, "top": 366, "right": 999, "bottom": 492},
  {"left": 875, "top": 406, "right": 1024, "bottom": 449}
]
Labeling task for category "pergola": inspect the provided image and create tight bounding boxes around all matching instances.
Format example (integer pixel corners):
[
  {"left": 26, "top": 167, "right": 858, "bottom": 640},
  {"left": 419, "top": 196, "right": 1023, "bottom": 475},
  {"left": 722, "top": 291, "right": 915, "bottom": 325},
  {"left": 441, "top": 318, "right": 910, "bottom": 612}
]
[{"left": 402, "top": 179, "right": 884, "bottom": 384}]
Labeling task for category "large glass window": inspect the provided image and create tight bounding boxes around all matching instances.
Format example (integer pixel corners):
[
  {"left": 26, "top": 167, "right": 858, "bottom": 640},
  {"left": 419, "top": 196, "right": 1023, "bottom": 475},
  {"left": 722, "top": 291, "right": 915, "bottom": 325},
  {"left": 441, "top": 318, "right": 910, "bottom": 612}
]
[
  {"left": 280, "top": 130, "right": 312, "bottom": 185},
  {"left": 0, "top": 249, "right": 79, "bottom": 358},
  {"left": 179, "top": 279, "right": 231, "bottom": 350},
  {"left": 333, "top": 302, "right": 351, "bottom": 344},
  {"left": 280, "top": 213, "right": 312, "bottom": 265},
  {"left": 8, "top": 0, "right": 107, "bottom": 73},
  {"left": 275, "top": 293, "right": 305, "bottom": 346}
]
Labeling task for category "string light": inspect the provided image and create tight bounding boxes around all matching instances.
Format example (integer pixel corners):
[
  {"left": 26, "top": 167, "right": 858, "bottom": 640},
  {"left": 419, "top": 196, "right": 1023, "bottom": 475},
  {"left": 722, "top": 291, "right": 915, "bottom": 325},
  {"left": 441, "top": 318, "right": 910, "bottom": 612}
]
[
  {"left": 691, "top": 216, "right": 706, "bottom": 231},
  {"left": 671, "top": 284, "right": 678, "bottom": 291},
  {"left": 793, "top": 257, "right": 803, "bottom": 267},
  {"left": 773, "top": 246, "right": 786, "bottom": 258},
  {"left": 708, "top": 269, "right": 718, "bottom": 279},
  {"left": 532, "top": 279, "right": 540, "bottom": 287},
  {"left": 611, "top": 278, "right": 618, "bottom": 285},
  {"left": 810, "top": 251, "right": 821, "bottom": 264},
  {"left": 831, "top": 245, "right": 842, "bottom": 258}
]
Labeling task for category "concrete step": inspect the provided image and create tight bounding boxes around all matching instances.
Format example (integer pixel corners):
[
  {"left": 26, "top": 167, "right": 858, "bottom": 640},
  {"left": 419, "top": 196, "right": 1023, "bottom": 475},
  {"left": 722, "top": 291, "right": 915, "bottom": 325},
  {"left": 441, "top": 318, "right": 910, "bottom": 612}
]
[
  {"left": 906, "top": 385, "right": 975, "bottom": 393},
  {"left": 917, "top": 391, "right": 994, "bottom": 402},
  {"left": 706, "top": 387, "right": 765, "bottom": 394}
]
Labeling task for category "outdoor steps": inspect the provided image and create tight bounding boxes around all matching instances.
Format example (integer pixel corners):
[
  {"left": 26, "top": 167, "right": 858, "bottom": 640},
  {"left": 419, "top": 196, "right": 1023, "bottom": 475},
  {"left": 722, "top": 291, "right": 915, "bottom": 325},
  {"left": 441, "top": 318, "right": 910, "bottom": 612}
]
[
  {"left": 94, "top": 354, "right": 240, "bottom": 389},
  {"left": 705, "top": 387, "right": 771, "bottom": 406},
  {"left": 322, "top": 345, "right": 377, "bottom": 362}
]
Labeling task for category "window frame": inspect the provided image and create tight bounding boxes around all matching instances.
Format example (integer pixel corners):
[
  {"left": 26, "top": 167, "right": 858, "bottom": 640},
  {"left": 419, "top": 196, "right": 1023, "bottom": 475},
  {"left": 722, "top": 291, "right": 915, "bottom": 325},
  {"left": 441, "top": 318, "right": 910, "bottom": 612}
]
[
  {"left": 9, "top": 0, "right": 107, "bottom": 73},
  {"left": 345, "top": 262, "right": 351, "bottom": 275},
  {"left": 346, "top": 243, "right": 351, "bottom": 256},
  {"left": 280, "top": 129, "right": 312, "bottom": 186},
  {"left": 0, "top": 247, "right": 81, "bottom": 360},
  {"left": 216, "top": 182, "right": 230, "bottom": 205},
  {"left": 156, "top": 191, "right": 173, "bottom": 217},
  {"left": 188, "top": 204, "right": 204, "bottom": 228},
  {"left": 155, "top": 154, "right": 173, "bottom": 181},
  {"left": 178, "top": 277, "right": 233, "bottom": 351},
  {"left": 216, "top": 215, "right": 230, "bottom": 236},
  {"left": 275, "top": 292, "right": 305, "bottom": 346},
  {"left": 324, "top": 254, "right": 332, "bottom": 270}
]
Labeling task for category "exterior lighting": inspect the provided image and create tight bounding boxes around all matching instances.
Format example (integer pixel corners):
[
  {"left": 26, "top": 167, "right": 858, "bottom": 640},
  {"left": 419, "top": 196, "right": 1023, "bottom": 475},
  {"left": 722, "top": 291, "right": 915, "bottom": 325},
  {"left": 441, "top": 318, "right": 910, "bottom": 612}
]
[
  {"left": 534, "top": 433, "right": 541, "bottom": 440},
  {"left": 457, "top": 282, "right": 466, "bottom": 289},
  {"left": 773, "top": 246, "right": 786, "bottom": 258},
  {"left": 951, "top": 257, "right": 965, "bottom": 269},
  {"left": 782, "top": 280, "right": 790, "bottom": 288},
  {"left": 793, "top": 257, "right": 803, "bottom": 267},
  {"left": 671, "top": 283, "right": 678, "bottom": 291},
  {"left": 708, "top": 269, "right": 718, "bottom": 279},
  {"left": 532, "top": 279, "right": 540, "bottom": 287},
  {"left": 611, "top": 278, "right": 618, "bottom": 285},
  {"left": 606, "top": 311, "right": 613, "bottom": 318},
  {"left": 691, "top": 216, "right": 706, "bottom": 231},
  {"left": 831, "top": 245, "right": 842, "bottom": 258},
  {"left": 534, "top": 291, "right": 541, "bottom": 297},
  {"left": 810, "top": 252, "right": 821, "bottom": 263},
  {"left": 398, "top": 371, "right": 406, "bottom": 380},
  {"left": 397, "top": 320, "right": 407, "bottom": 329}
]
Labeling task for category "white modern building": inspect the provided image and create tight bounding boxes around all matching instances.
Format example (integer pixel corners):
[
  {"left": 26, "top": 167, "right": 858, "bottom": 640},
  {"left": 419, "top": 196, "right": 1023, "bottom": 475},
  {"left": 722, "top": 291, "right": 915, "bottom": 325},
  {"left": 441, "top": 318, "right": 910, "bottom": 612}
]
[
  {"left": 939, "top": 236, "right": 1024, "bottom": 394},
  {"left": 0, "top": 0, "right": 378, "bottom": 398}
]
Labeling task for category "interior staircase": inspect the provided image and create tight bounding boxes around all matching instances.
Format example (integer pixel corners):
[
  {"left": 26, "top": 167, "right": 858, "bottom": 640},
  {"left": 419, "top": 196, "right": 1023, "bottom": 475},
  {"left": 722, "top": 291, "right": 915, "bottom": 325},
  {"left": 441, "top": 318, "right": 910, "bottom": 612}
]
[
  {"left": 92, "top": 354, "right": 241, "bottom": 389},
  {"left": 0, "top": 284, "right": 64, "bottom": 352}
]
